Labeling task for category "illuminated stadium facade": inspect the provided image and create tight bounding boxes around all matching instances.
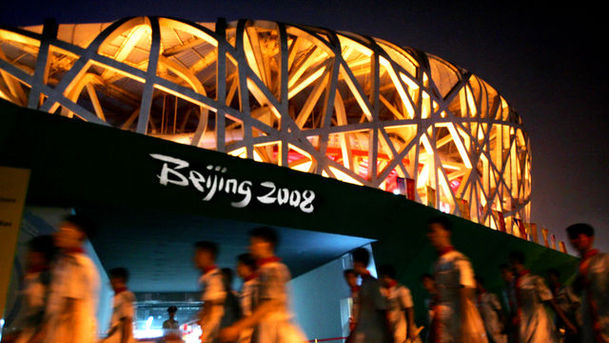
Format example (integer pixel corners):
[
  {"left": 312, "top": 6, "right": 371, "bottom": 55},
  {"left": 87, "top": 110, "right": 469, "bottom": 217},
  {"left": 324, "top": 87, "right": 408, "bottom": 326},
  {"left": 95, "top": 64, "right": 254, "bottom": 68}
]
[{"left": 0, "top": 17, "right": 531, "bottom": 232}]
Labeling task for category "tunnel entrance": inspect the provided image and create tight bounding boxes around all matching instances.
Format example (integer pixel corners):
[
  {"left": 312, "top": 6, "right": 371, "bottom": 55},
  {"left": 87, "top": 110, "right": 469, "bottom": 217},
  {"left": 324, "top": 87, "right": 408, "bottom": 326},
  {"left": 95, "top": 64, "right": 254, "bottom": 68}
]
[{"left": 6, "top": 206, "right": 374, "bottom": 341}]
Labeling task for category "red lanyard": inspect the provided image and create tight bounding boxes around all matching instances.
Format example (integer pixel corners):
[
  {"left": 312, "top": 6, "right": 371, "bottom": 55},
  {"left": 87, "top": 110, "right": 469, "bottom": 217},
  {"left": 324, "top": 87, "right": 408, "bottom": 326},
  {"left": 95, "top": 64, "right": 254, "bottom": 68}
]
[{"left": 257, "top": 256, "right": 281, "bottom": 267}]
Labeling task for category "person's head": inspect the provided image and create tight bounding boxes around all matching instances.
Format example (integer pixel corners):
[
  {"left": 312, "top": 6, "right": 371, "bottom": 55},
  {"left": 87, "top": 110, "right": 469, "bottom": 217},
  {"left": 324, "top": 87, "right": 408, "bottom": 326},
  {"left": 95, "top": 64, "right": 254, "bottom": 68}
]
[
  {"left": 426, "top": 215, "right": 453, "bottom": 251},
  {"left": 167, "top": 306, "right": 177, "bottom": 319},
  {"left": 566, "top": 223, "right": 595, "bottom": 254},
  {"left": 109, "top": 267, "right": 129, "bottom": 292},
  {"left": 221, "top": 268, "right": 234, "bottom": 290},
  {"left": 193, "top": 241, "right": 218, "bottom": 270},
  {"left": 421, "top": 273, "right": 435, "bottom": 293},
  {"left": 236, "top": 253, "right": 257, "bottom": 279},
  {"left": 343, "top": 269, "right": 358, "bottom": 288},
  {"left": 27, "top": 235, "right": 55, "bottom": 270},
  {"left": 547, "top": 268, "right": 560, "bottom": 286},
  {"left": 249, "top": 226, "right": 278, "bottom": 259},
  {"left": 378, "top": 264, "right": 397, "bottom": 287},
  {"left": 499, "top": 264, "right": 514, "bottom": 283},
  {"left": 508, "top": 251, "right": 526, "bottom": 272},
  {"left": 351, "top": 247, "right": 370, "bottom": 275},
  {"left": 55, "top": 214, "right": 95, "bottom": 250}
]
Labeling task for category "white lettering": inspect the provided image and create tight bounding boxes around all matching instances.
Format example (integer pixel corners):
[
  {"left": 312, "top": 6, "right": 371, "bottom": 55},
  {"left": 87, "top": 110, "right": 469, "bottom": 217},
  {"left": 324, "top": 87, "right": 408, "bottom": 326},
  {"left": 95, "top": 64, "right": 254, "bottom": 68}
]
[
  {"left": 150, "top": 154, "right": 189, "bottom": 186},
  {"left": 289, "top": 190, "right": 301, "bottom": 207},
  {"left": 277, "top": 188, "right": 289, "bottom": 205},
  {"left": 150, "top": 154, "right": 315, "bottom": 213},
  {"left": 300, "top": 190, "right": 315, "bottom": 213},
  {"left": 189, "top": 170, "right": 206, "bottom": 192},
  {"left": 257, "top": 181, "right": 277, "bottom": 204},
  {"left": 232, "top": 181, "right": 252, "bottom": 208}
]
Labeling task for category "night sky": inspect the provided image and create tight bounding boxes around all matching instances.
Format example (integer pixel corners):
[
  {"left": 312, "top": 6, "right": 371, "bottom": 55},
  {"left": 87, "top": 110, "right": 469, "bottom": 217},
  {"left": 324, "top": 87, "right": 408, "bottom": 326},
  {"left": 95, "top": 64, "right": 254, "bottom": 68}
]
[{"left": 1, "top": 1, "right": 607, "bottom": 253}]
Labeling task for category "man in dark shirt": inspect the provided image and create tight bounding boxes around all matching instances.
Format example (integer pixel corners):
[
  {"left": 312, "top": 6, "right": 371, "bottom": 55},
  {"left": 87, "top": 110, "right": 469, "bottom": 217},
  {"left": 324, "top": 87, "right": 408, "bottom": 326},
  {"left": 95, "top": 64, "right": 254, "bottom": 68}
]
[{"left": 348, "top": 247, "right": 391, "bottom": 343}]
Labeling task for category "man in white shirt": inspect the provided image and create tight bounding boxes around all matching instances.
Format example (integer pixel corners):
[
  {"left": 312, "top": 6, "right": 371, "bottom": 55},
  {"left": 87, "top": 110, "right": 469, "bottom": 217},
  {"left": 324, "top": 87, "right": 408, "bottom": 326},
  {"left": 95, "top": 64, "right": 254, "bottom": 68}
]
[
  {"left": 426, "top": 215, "right": 487, "bottom": 343},
  {"left": 10, "top": 235, "right": 54, "bottom": 343},
  {"left": 508, "top": 251, "right": 575, "bottom": 343},
  {"left": 349, "top": 247, "right": 391, "bottom": 343},
  {"left": 43, "top": 214, "right": 100, "bottom": 343},
  {"left": 219, "top": 227, "right": 305, "bottom": 343},
  {"left": 566, "top": 223, "right": 609, "bottom": 343},
  {"left": 194, "top": 241, "right": 226, "bottom": 343},
  {"left": 102, "top": 267, "right": 135, "bottom": 343},
  {"left": 379, "top": 264, "right": 416, "bottom": 343}
]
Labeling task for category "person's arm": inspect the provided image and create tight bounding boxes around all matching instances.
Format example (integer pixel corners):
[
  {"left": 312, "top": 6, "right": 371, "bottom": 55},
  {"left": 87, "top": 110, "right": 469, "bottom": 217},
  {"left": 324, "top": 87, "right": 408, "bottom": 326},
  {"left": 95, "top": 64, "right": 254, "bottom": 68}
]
[
  {"left": 199, "top": 273, "right": 226, "bottom": 340},
  {"left": 457, "top": 286, "right": 480, "bottom": 343},
  {"left": 105, "top": 324, "right": 119, "bottom": 338},
  {"left": 399, "top": 287, "right": 416, "bottom": 341},
  {"left": 547, "top": 299, "right": 577, "bottom": 333},
  {"left": 198, "top": 301, "right": 211, "bottom": 329},
  {"left": 220, "top": 266, "right": 287, "bottom": 342},
  {"left": 120, "top": 317, "right": 132, "bottom": 343},
  {"left": 455, "top": 256, "right": 477, "bottom": 342},
  {"left": 405, "top": 306, "right": 415, "bottom": 341},
  {"left": 219, "top": 298, "right": 282, "bottom": 341},
  {"left": 538, "top": 277, "right": 577, "bottom": 333}
]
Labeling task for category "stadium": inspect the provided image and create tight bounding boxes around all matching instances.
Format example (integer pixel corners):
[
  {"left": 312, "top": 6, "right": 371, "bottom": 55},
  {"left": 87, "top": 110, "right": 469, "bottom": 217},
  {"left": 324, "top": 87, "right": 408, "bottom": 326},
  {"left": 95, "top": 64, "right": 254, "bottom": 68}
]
[
  {"left": 0, "top": 16, "right": 531, "bottom": 231},
  {"left": 1, "top": 17, "right": 559, "bottom": 342}
]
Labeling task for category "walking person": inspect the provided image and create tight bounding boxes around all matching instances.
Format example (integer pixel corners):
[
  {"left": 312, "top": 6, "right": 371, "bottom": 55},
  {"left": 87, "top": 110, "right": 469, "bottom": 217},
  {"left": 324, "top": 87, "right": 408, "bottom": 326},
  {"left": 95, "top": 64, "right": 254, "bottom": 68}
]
[
  {"left": 379, "top": 264, "right": 417, "bottom": 343},
  {"left": 547, "top": 268, "right": 580, "bottom": 343},
  {"left": 43, "top": 215, "right": 100, "bottom": 343},
  {"left": 499, "top": 264, "right": 517, "bottom": 343},
  {"left": 194, "top": 241, "right": 226, "bottom": 343},
  {"left": 566, "top": 223, "right": 609, "bottom": 343},
  {"left": 426, "top": 215, "right": 487, "bottom": 343},
  {"left": 219, "top": 227, "right": 305, "bottom": 343},
  {"left": 8, "top": 235, "right": 55, "bottom": 343},
  {"left": 475, "top": 277, "right": 507, "bottom": 343},
  {"left": 508, "top": 251, "right": 575, "bottom": 343},
  {"left": 348, "top": 247, "right": 391, "bottom": 343},
  {"left": 343, "top": 269, "right": 360, "bottom": 336},
  {"left": 101, "top": 268, "right": 135, "bottom": 343}
]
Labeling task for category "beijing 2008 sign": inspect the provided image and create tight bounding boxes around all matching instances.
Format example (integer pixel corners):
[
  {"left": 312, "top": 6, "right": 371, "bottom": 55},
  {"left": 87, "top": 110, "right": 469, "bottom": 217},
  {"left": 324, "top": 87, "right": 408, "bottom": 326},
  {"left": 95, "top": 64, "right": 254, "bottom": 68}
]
[{"left": 150, "top": 154, "right": 315, "bottom": 213}]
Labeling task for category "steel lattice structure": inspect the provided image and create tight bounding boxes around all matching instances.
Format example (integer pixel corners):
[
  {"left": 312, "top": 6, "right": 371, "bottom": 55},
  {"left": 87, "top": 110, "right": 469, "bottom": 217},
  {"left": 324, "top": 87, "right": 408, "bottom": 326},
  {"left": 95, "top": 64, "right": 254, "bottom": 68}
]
[{"left": 0, "top": 17, "right": 531, "bottom": 232}]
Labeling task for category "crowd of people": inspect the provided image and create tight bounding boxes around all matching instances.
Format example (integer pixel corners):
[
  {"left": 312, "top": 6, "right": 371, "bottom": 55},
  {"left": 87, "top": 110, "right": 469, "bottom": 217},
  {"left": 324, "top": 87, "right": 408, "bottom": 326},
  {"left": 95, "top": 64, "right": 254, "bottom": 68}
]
[{"left": 1, "top": 214, "right": 608, "bottom": 343}]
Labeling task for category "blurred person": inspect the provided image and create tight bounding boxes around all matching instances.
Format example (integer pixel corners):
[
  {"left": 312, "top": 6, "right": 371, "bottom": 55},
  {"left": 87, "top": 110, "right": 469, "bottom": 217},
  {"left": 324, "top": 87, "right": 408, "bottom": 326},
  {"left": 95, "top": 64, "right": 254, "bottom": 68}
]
[
  {"left": 426, "top": 215, "right": 487, "bottom": 343},
  {"left": 42, "top": 214, "right": 100, "bottom": 343},
  {"left": 566, "top": 223, "right": 609, "bottom": 343},
  {"left": 219, "top": 267, "right": 242, "bottom": 342},
  {"left": 475, "top": 276, "right": 506, "bottom": 343},
  {"left": 347, "top": 247, "right": 391, "bottom": 343},
  {"left": 5, "top": 235, "right": 55, "bottom": 343},
  {"left": 499, "top": 264, "right": 517, "bottom": 343},
  {"left": 162, "top": 306, "right": 180, "bottom": 337},
  {"left": 193, "top": 241, "right": 225, "bottom": 343},
  {"left": 421, "top": 273, "right": 437, "bottom": 343},
  {"left": 219, "top": 227, "right": 305, "bottom": 343},
  {"left": 101, "top": 268, "right": 135, "bottom": 343},
  {"left": 235, "top": 253, "right": 257, "bottom": 343},
  {"left": 343, "top": 269, "right": 360, "bottom": 335},
  {"left": 378, "top": 264, "right": 417, "bottom": 343},
  {"left": 508, "top": 251, "right": 575, "bottom": 343},
  {"left": 547, "top": 268, "right": 580, "bottom": 343}
]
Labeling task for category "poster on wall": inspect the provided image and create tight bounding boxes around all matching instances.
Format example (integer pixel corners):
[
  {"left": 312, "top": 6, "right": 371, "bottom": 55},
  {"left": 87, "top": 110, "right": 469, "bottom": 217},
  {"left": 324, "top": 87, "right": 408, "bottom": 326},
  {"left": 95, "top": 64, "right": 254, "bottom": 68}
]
[{"left": 0, "top": 166, "right": 30, "bottom": 319}]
